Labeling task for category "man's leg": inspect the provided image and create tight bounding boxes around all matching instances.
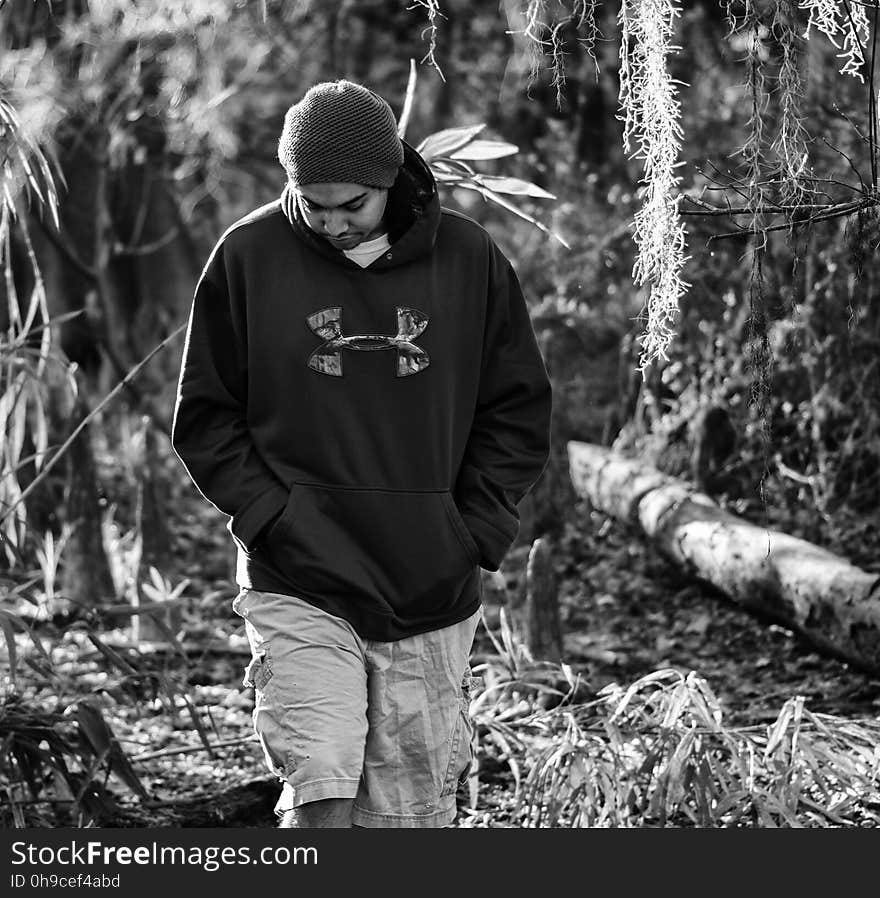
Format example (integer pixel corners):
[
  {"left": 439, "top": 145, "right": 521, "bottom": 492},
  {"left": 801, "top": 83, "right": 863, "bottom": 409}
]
[
  {"left": 352, "top": 608, "right": 481, "bottom": 828},
  {"left": 278, "top": 798, "right": 356, "bottom": 828},
  {"left": 233, "top": 591, "right": 369, "bottom": 827}
]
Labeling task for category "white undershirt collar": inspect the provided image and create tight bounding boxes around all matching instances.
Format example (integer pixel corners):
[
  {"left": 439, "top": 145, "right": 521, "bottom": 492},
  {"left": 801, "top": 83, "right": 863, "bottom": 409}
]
[{"left": 342, "top": 233, "right": 392, "bottom": 268}]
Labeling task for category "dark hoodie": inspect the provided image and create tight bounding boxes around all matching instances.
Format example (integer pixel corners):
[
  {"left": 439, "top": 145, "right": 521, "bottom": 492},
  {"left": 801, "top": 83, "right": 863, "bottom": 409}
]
[{"left": 171, "top": 143, "right": 552, "bottom": 641}]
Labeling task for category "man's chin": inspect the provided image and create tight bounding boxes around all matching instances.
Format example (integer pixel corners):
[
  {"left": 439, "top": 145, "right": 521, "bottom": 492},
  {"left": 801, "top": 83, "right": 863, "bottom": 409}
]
[{"left": 326, "top": 235, "right": 362, "bottom": 250}]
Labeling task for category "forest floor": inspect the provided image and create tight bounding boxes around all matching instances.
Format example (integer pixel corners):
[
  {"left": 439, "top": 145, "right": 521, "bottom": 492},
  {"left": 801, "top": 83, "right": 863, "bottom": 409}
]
[{"left": 4, "top": 495, "right": 880, "bottom": 828}]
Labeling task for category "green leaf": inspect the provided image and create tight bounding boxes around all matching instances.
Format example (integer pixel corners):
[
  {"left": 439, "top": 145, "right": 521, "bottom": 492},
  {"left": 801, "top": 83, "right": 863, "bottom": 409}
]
[
  {"left": 416, "top": 124, "right": 486, "bottom": 162},
  {"left": 765, "top": 699, "right": 796, "bottom": 758},
  {"left": 0, "top": 608, "right": 20, "bottom": 687},
  {"left": 73, "top": 701, "right": 113, "bottom": 757},
  {"left": 604, "top": 669, "right": 680, "bottom": 723},
  {"left": 181, "top": 692, "right": 213, "bottom": 755},
  {"left": 473, "top": 174, "right": 556, "bottom": 200},
  {"left": 108, "top": 746, "right": 149, "bottom": 800},
  {"left": 12, "top": 741, "right": 44, "bottom": 799},
  {"left": 85, "top": 633, "right": 138, "bottom": 675},
  {"left": 449, "top": 139, "right": 519, "bottom": 161},
  {"left": 73, "top": 700, "right": 148, "bottom": 799},
  {"left": 456, "top": 182, "right": 571, "bottom": 250},
  {"left": 0, "top": 599, "right": 51, "bottom": 665},
  {"left": 431, "top": 169, "right": 466, "bottom": 183},
  {"left": 485, "top": 723, "right": 522, "bottom": 794},
  {"left": 168, "top": 577, "right": 191, "bottom": 600},
  {"left": 660, "top": 682, "right": 690, "bottom": 729},
  {"left": 665, "top": 729, "right": 696, "bottom": 808},
  {"left": 714, "top": 789, "right": 754, "bottom": 819},
  {"left": 148, "top": 565, "right": 167, "bottom": 595},
  {"left": 29, "top": 387, "right": 48, "bottom": 472},
  {"left": 430, "top": 157, "right": 476, "bottom": 178},
  {"left": 141, "top": 608, "right": 187, "bottom": 658},
  {"left": 140, "top": 583, "right": 164, "bottom": 603},
  {"left": 8, "top": 374, "right": 29, "bottom": 471}
]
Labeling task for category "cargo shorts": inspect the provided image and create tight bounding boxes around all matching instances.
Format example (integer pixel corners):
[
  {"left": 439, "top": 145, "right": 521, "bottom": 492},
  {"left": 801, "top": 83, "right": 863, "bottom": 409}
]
[{"left": 232, "top": 589, "right": 481, "bottom": 828}]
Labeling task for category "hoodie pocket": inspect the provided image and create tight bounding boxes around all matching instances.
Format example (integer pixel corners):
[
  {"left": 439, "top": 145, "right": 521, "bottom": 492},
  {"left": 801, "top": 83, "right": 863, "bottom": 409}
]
[
  {"left": 264, "top": 483, "right": 480, "bottom": 613},
  {"left": 439, "top": 491, "right": 481, "bottom": 567}
]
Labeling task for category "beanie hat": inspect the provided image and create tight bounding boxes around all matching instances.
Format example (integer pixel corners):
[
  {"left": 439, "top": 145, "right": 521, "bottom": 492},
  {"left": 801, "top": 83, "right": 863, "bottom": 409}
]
[{"left": 278, "top": 80, "right": 405, "bottom": 188}]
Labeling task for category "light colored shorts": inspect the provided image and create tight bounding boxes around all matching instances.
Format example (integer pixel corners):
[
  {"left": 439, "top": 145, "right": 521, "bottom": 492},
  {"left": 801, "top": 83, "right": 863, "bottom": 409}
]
[{"left": 232, "top": 588, "right": 481, "bottom": 828}]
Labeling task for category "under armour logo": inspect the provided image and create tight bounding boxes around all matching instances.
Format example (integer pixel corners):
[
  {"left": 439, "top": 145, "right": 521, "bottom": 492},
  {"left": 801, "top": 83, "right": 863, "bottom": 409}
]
[{"left": 306, "top": 306, "right": 430, "bottom": 377}]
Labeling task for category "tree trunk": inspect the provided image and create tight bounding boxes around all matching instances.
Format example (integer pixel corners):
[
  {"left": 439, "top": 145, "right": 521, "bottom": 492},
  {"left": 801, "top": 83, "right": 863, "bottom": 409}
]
[
  {"left": 568, "top": 440, "right": 880, "bottom": 675},
  {"left": 506, "top": 537, "right": 563, "bottom": 663},
  {"left": 59, "top": 395, "right": 117, "bottom": 609},
  {"left": 131, "top": 418, "right": 179, "bottom": 642},
  {"left": 523, "top": 537, "right": 563, "bottom": 664}
]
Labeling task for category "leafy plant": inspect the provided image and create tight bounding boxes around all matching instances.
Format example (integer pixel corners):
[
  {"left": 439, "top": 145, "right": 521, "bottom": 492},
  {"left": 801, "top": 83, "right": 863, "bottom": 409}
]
[
  {"left": 0, "top": 694, "right": 149, "bottom": 826},
  {"left": 0, "top": 91, "right": 69, "bottom": 561},
  {"left": 468, "top": 627, "right": 880, "bottom": 828},
  {"left": 397, "top": 60, "right": 568, "bottom": 248}
]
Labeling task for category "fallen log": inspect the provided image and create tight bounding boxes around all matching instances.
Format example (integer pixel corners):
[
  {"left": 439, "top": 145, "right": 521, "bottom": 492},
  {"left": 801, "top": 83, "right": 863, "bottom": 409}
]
[{"left": 567, "top": 441, "right": 880, "bottom": 676}]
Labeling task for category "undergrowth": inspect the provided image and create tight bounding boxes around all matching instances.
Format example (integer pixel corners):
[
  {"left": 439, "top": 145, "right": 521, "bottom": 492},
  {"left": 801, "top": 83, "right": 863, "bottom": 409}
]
[
  {"left": 466, "top": 616, "right": 880, "bottom": 827},
  {"left": 2, "top": 588, "right": 878, "bottom": 828}
]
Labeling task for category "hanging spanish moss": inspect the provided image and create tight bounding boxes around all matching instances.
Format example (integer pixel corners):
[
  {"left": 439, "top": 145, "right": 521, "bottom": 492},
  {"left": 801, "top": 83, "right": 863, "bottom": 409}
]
[
  {"left": 410, "top": 0, "right": 446, "bottom": 80},
  {"left": 742, "top": 3, "right": 774, "bottom": 488},
  {"left": 405, "top": 0, "right": 877, "bottom": 377},
  {"left": 772, "top": 1, "right": 811, "bottom": 211},
  {"left": 520, "top": 0, "right": 550, "bottom": 92},
  {"left": 801, "top": 0, "right": 871, "bottom": 80},
  {"left": 508, "top": 0, "right": 602, "bottom": 108},
  {"left": 618, "top": 0, "right": 689, "bottom": 370}
]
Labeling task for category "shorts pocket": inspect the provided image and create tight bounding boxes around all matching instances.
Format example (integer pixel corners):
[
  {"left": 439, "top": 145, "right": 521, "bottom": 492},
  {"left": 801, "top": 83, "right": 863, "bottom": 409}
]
[
  {"left": 440, "top": 673, "right": 476, "bottom": 798},
  {"left": 243, "top": 649, "right": 273, "bottom": 692},
  {"left": 242, "top": 647, "right": 296, "bottom": 780}
]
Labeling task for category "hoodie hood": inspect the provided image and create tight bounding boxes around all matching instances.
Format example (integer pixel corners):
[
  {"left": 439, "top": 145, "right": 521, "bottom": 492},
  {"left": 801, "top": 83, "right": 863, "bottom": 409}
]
[{"left": 280, "top": 140, "right": 441, "bottom": 270}]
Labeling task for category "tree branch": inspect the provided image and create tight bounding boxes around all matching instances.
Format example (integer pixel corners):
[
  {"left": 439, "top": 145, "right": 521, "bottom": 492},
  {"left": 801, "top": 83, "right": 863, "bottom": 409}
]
[{"left": 707, "top": 199, "right": 875, "bottom": 240}]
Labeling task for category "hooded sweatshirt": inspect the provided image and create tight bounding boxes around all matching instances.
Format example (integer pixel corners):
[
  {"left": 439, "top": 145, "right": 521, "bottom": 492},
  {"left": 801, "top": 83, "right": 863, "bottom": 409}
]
[{"left": 171, "top": 143, "right": 552, "bottom": 641}]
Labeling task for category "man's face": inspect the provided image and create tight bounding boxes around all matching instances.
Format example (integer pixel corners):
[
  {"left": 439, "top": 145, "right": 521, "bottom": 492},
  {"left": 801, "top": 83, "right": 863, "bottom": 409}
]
[{"left": 295, "top": 182, "right": 389, "bottom": 250}]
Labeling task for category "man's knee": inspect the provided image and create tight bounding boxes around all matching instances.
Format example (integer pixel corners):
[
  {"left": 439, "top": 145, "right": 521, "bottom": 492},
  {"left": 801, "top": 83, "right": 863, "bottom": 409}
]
[{"left": 278, "top": 797, "right": 355, "bottom": 828}]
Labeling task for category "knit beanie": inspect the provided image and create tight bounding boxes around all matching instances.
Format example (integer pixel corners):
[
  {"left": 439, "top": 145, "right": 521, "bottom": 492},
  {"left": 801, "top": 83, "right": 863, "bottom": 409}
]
[{"left": 278, "top": 80, "right": 405, "bottom": 188}]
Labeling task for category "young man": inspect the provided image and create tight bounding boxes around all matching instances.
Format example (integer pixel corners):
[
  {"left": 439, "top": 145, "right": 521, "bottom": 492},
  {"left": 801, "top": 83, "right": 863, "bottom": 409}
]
[{"left": 171, "top": 80, "right": 552, "bottom": 828}]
